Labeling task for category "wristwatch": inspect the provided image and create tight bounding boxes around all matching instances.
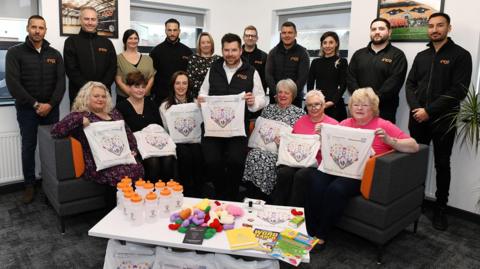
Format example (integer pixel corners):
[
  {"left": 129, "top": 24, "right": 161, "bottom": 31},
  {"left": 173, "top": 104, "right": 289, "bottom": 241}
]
[{"left": 33, "top": 101, "right": 40, "bottom": 110}]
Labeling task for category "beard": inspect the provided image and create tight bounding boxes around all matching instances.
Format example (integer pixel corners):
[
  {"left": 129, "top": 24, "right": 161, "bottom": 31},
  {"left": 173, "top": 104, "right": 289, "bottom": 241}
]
[
  {"left": 429, "top": 32, "right": 447, "bottom": 42},
  {"left": 371, "top": 35, "right": 389, "bottom": 45}
]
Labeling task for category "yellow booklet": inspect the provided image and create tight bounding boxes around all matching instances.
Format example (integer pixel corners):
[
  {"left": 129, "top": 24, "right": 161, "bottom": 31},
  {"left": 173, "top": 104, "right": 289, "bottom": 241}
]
[{"left": 225, "top": 227, "right": 259, "bottom": 250}]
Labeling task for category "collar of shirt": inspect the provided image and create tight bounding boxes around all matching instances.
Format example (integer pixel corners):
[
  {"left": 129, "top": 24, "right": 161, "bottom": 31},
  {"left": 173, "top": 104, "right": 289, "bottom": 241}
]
[{"left": 223, "top": 59, "right": 243, "bottom": 83}]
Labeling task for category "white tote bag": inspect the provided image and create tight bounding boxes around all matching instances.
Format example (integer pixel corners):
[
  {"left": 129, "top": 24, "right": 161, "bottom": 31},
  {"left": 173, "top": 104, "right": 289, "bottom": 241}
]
[
  {"left": 165, "top": 103, "right": 203, "bottom": 144},
  {"left": 276, "top": 133, "right": 321, "bottom": 168},
  {"left": 133, "top": 124, "right": 177, "bottom": 159},
  {"left": 248, "top": 117, "right": 292, "bottom": 153},
  {"left": 318, "top": 124, "right": 375, "bottom": 179},
  {"left": 201, "top": 92, "right": 246, "bottom": 138},
  {"left": 83, "top": 120, "right": 137, "bottom": 171}
]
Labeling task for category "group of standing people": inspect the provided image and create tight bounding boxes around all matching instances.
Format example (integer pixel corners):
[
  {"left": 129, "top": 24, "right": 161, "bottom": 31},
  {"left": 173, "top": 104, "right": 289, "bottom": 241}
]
[{"left": 5, "top": 5, "right": 472, "bottom": 244}]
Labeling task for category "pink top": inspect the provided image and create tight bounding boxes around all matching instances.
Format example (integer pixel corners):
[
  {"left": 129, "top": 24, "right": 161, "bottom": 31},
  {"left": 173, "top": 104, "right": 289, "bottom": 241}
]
[
  {"left": 340, "top": 117, "right": 410, "bottom": 155},
  {"left": 293, "top": 114, "right": 339, "bottom": 164}
]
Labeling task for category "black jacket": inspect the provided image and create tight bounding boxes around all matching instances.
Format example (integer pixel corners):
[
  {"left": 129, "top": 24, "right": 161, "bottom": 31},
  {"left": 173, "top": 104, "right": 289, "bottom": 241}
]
[
  {"left": 265, "top": 41, "right": 310, "bottom": 102},
  {"left": 208, "top": 58, "right": 255, "bottom": 96},
  {"left": 242, "top": 45, "right": 267, "bottom": 91},
  {"left": 347, "top": 42, "right": 407, "bottom": 104},
  {"left": 149, "top": 38, "right": 193, "bottom": 103},
  {"left": 6, "top": 37, "right": 65, "bottom": 107},
  {"left": 406, "top": 38, "right": 472, "bottom": 120},
  {"left": 64, "top": 29, "right": 117, "bottom": 101}
]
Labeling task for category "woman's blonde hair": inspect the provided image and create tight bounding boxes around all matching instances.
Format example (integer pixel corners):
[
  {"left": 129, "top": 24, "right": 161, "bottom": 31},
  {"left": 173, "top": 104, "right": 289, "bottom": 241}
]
[
  {"left": 71, "top": 81, "right": 113, "bottom": 113},
  {"left": 196, "top": 32, "right": 215, "bottom": 55},
  {"left": 305, "top": 89, "right": 326, "bottom": 105},
  {"left": 276, "top": 78, "right": 297, "bottom": 100},
  {"left": 348, "top": 87, "right": 380, "bottom": 117}
]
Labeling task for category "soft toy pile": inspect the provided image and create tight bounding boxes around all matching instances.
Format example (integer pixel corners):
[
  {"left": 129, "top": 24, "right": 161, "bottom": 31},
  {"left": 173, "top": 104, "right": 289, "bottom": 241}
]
[{"left": 168, "top": 199, "right": 244, "bottom": 239}]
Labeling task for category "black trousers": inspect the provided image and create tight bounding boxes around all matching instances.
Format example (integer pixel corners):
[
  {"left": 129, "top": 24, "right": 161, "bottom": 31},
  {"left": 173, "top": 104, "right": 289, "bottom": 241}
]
[
  {"left": 409, "top": 116, "right": 455, "bottom": 207},
  {"left": 271, "top": 166, "right": 318, "bottom": 207},
  {"left": 202, "top": 136, "right": 247, "bottom": 201},
  {"left": 325, "top": 101, "right": 347, "bottom": 122},
  {"left": 176, "top": 143, "right": 204, "bottom": 197},
  {"left": 379, "top": 99, "right": 398, "bottom": 123},
  {"left": 142, "top": 156, "right": 176, "bottom": 183}
]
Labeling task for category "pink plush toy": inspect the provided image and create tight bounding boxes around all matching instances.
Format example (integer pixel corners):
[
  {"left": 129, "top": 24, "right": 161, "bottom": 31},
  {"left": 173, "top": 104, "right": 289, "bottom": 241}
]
[{"left": 225, "top": 204, "right": 244, "bottom": 218}]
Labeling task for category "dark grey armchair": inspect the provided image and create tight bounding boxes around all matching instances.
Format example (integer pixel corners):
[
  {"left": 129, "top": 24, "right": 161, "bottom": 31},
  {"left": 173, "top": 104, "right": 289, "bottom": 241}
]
[
  {"left": 38, "top": 125, "right": 106, "bottom": 233},
  {"left": 337, "top": 144, "right": 429, "bottom": 263}
]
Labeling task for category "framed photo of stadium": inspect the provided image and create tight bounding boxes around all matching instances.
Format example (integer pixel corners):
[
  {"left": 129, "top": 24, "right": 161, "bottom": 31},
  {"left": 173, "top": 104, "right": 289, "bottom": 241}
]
[
  {"left": 59, "top": 0, "right": 118, "bottom": 38},
  {"left": 377, "top": 0, "right": 445, "bottom": 42}
]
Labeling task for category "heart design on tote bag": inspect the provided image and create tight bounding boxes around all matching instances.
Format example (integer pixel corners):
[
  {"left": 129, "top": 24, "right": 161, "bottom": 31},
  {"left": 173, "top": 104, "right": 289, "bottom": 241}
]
[
  {"left": 174, "top": 117, "right": 196, "bottom": 137},
  {"left": 145, "top": 134, "right": 168, "bottom": 150},
  {"left": 287, "top": 142, "right": 312, "bottom": 162},
  {"left": 101, "top": 136, "right": 125, "bottom": 156},
  {"left": 210, "top": 106, "right": 235, "bottom": 128},
  {"left": 330, "top": 144, "right": 359, "bottom": 169},
  {"left": 259, "top": 124, "right": 277, "bottom": 145}
]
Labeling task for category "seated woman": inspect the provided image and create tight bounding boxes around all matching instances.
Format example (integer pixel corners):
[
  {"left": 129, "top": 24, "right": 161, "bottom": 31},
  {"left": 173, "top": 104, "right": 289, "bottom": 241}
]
[
  {"left": 242, "top": 79, "right": 305, "bottom": 201},
  {"left": 160, "top": 71, "right": 203, "bottom": 197},
  {"left": 271, "top": 90, "right": 338, "bottom": 207},
  {"left": 305, "top": 87, "right": 419, "bottom": 250},
  {"left": 116, "top": 71, "right": 176, "bottom": 182},
  {"left": 51, "top": 81, "right": 144, "bottom": 209}
]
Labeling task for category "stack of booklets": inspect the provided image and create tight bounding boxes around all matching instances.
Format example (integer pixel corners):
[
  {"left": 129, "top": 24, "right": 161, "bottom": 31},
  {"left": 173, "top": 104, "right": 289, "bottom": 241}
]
[
  {"left": 270, "top": 228, "right": 319, "bottom": 267},
  {"left": 253, "top": 228, "right": 280, "bottom": 252},
  {"left": 225, "top": 227, "right": 259, "bottom": 250}
]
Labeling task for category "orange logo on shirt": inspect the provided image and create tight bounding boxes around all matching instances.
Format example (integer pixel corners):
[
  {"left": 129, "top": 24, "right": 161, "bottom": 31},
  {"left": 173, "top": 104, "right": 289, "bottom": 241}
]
[
  {"left": 46, "top": 58, "right": 56, "bottom": 64},
  {"left": 440, "top": 59, "right": 450, "bottom": 64},
  {"left": 254, "top": 60, "right": 263, "bottom": 64},
  {"left": 236, "top": 74, "right": 248, "bottom": 80},
  {"left": 98, "top": 48, "right": 108, "bottom": 53},
  {"left": 290, "top": 56, "right": 299, "bottom": 62},
  {"left": 182, "top": 56, "right": 189, "bottom": 60},
  {"left": 381, "top": 57, "right": 392, "bottom": 63}
]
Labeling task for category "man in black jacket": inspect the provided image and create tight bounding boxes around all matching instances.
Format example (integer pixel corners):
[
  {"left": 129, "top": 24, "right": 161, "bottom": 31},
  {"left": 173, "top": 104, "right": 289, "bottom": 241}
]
[
  {"left": 64, "top": 6, "right": 116, "bottom": 105},
  {"left": 198, "top": 33, "right": 266, "bottom": 201},
  {"left": 347, "top": 18, "right": 407, "bottom": 123},
  {"left": 242, "top": 25, "right": 268, "bottom": 91},
  {"left": 6, "top": 15, "right": 65, "bottom": 203},
  {"left": 150, "top": 18, "right": 193, "bottom": 106},
  {"left": 266, "top": 21, "right": 309, "bottom": 107},
  {"left": 406, "top": 13, "right": 472, "bottom": 231}
]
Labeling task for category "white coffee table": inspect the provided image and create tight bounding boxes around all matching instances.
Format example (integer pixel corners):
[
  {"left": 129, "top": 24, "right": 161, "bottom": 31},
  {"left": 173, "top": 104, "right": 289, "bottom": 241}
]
[{"left": 88, "top": 197, "right": 310, "bottom": 262}]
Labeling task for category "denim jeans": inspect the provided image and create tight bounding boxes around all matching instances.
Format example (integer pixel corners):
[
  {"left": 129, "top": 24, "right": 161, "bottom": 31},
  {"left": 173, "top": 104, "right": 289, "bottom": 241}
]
[{"left": 16, "top": 105, "right": 59, "bottom": 186}]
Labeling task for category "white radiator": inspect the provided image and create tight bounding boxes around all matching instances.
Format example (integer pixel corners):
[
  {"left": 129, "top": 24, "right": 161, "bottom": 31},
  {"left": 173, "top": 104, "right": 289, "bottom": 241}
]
[{"left": 0, "top": 132, "right": 24, "bottom": 185}]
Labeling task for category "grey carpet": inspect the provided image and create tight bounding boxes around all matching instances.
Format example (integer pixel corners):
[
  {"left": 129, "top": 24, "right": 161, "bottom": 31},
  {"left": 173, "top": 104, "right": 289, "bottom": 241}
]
[{"left": 0, "top": 188, "right": 479, "bottom": 269}]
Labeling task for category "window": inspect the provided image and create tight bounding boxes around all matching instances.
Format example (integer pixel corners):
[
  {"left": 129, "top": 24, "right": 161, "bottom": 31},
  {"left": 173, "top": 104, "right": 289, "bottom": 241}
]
[
  {"left": 130, "top": 1, "right": 206, "bottom": 53},
  {"left": 0, "top": 0, "right": 39, "bottom": 105},
  {"left": 277, "top": 3, "right": 351, "bottom": 58}
]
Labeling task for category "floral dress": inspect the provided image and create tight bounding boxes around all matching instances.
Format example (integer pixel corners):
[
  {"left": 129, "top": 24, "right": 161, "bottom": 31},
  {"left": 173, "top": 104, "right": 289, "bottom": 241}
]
[
  {"left": 51, "top": 109, "right": 144, "bottom": 186},
  {"left": 187, "top": 54, "right": 221, "bottom": 97},
  {"left": 242, "top": 104, "right": 304, "bottom": 194}
]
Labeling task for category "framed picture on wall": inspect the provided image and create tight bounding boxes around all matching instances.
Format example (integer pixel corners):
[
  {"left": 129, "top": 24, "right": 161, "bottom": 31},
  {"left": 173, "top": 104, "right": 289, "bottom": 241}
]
[
  {"left": 59, "top": 0, "right": 118, "bottom": 38},
  {"left": 377, "top": 0, "right": 445, "bottom": 42}
]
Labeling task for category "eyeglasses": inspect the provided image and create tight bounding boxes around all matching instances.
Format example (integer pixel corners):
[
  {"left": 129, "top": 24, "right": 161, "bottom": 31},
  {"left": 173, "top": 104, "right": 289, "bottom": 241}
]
[
  {"left": 306, "top": 103, "right": 323, "bottom": 109},
  {"left": 352, "top": 103, "right": 371, "bottom": 108},
  {"left": 244, "top": 34, "right": 257, "bottom": 39}
]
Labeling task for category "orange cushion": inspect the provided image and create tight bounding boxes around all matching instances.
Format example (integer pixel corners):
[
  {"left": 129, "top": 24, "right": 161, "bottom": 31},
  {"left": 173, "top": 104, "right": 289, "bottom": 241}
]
[
  {"left": 69, "top": 137, "right": 85, "bottom": 178},
  {"left": 360, "top": 150, "right": 394, "bottom": 199}
]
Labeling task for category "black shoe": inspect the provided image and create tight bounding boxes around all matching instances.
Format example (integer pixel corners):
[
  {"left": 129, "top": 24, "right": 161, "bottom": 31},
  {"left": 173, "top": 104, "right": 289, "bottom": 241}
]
[
  {"left": 22, "top": 186, "right": 35, "bottom": 204},
  {"left": 432, "top": 206, "right": 448, "bottom": 231}
]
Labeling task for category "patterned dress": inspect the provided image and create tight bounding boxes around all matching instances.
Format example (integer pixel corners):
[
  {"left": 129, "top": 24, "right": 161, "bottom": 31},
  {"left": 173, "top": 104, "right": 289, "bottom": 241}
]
[
  {"left": 242, "top": 104, "right": 304, "bottom": 194},
  {"left": 51, "top": 109, "right": 144, "bottom": 186},
  {"left": 187, "top": 54, "right": 221, "bottom": 97}
]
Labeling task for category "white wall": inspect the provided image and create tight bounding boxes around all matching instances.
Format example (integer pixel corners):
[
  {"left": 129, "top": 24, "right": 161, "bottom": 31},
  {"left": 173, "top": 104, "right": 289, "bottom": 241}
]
[{"left": 2, "top": 0, "right": 479, "bottom": 213}]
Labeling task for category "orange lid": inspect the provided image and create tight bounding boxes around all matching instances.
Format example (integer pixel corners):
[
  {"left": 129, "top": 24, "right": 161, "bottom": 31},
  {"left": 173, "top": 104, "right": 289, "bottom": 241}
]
[
  {"left": 122, "top": 186, "right": 134, "bottom": 193},
  {"left": 146, "top": 192, "right": 157, "bottom": 200},
  {"left": 116, "top": 181, "right": 126, "bottom": 189},
  {"left": 155, "top": 181, "right": 165, "bottom": 188},
  {"left": 172, "top": 184, "right": 183, "bottom": 192},
  {"left": 160, "top": 187, "right": 171, "bottom": 196},
  {"left": 130, "top": 194, "right": 142, "bottom": 203},
  {"left": 143, "top": 181, "right": 154, "bottom": 189},
  {"left": 121, "top": 176, "right": 132, "bottom": 184},
  {"left": 135, "top": 178, "right": 145, "bottom": 187},
  {"left": 123, "top": 190, "right": 134, "bottom": 199},
  {"left": 166, "top": 179, "right": 178, "bottom": 188}
]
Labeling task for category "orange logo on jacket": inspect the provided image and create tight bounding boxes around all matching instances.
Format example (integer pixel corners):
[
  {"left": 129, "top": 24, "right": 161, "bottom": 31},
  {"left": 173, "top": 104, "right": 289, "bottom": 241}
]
[
  {"left": 182, "top": 56, "right": 189, "bottom": 60},
  {"left": 381, "top": 57, "right": 392, "bottom": 63},
  {"left": 236, "top": 74, "right": 248, "bottom": 80},
  {"left": 98, "top": 48, "right": 108, "bottom": 53},
  {"left": 440, "top": 59, "right": 450, "bottom": 64},
  {"left": 254, "top": 60, "right": 263, "bottom": 64},
  {"left": 46, "top": 58, "right": 56, "bottom": 64},
  {"left": 290, "top": 56, "right": 299, "bottom": 62}
]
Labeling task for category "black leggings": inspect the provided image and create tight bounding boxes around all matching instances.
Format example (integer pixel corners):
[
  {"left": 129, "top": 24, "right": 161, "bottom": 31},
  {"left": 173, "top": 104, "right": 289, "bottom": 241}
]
[
  {"left": 142, "top": 156, "right": 176, "bottom": 183},
  {"left": 176, "top": 143, "right": 204, "bottom": 197}
]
